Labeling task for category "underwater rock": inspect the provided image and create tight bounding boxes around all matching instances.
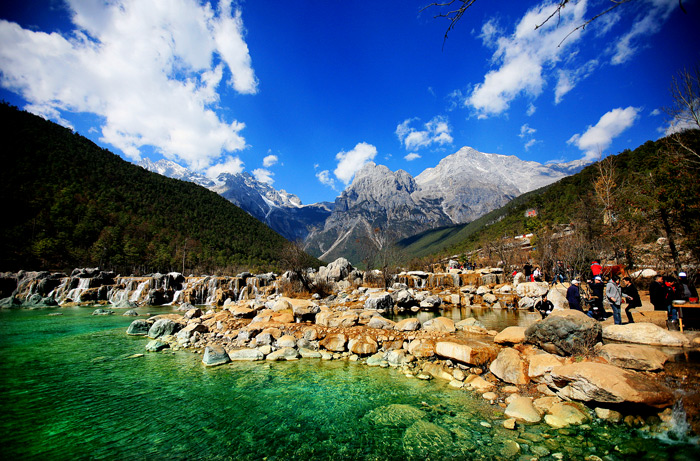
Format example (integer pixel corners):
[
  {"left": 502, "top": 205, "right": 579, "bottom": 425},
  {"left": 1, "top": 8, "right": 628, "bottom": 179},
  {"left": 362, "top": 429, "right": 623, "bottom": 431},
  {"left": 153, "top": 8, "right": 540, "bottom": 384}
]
[
  {"left": 145, "top": 340, "right": 169, "bottom": 352},
  {"left": 126, "top": 319, "right": 151, "bottom": 336},
  {"left": 365, "top": 404, "right": 426, "bottom": 428}
]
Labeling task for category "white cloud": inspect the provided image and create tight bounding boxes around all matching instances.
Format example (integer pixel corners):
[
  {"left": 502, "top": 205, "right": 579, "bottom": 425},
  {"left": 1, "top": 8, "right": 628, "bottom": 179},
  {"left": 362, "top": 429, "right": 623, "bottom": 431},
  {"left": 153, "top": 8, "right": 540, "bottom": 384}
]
[
  {"left": 467, "top": 0, "right": 588, "bottom": 117},
  {"left": 526, "top": 103, "right": 536, "bottom": 116},
  {"left": 395, "top": 116, "right": 453, "bottom": 150},
  {"left": 205, "top": 155, "right": 244, "bottom": 179},
  {"left": 519, "top": 123, "right": 536, "bottom": 138},
  {"left": 404, "top": 153, "right": 421, "bottom": 161},
  {"left": 334, "top": 142, "right": 377, "bottom": 185},
  {"left": 252, "top": 168, "right": 274, "bottom": 185},
  {"left": 611, "top": 0, "right": 677, "bottom": 65},
  {"left": 263, "top": 154, "right": 278, "bottom": 167},
  {"left": 568, "top": 106, "right": 640, "bottom": 160},
  {"left": 0, "top": 0, "right": 257, "bottom": 172},
  {"left": 524, "top": 139, "right": 537, "bottom": 151},
  {"left": 650, "top": 108, "right": 661, "bottom": 116},
  {"left": 316, "top": 169, "right": 336, "bottom": 189},
  {"left": 554, "top": 60, "right": 598, "bottom": 104},
  {"left": 478, "top": 18, "right": 502, "bottom": 47}
]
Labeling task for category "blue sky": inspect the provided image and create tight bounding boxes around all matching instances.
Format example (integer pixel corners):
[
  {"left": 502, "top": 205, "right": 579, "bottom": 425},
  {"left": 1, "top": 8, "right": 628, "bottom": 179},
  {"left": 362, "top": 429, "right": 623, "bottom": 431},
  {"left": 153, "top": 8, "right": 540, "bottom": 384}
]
[{"left": 0, "top": 0, "right": 697, "bottom": 205}]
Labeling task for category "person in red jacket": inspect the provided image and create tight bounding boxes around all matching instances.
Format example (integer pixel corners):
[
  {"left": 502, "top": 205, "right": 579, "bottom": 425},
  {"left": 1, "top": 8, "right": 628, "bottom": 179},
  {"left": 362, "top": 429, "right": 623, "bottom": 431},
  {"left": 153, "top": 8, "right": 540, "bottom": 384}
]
[{"left": 591, "top": 261, "right": 602, "bottom": 278}]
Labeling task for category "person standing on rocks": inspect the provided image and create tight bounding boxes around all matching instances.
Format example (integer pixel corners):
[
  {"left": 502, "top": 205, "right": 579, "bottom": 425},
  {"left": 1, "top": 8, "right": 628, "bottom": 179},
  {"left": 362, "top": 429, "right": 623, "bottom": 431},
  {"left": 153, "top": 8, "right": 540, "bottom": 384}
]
[
  {"left": 566, "top": 279, "right": 582, "bottom": 311},
  {"left": 649, "top": 274, "right": 668, "bottom": 311},
  {"left": 678, "top": 272, "right": 698, "bottom": 302},
  {"left": 620, "top": 276, "right": 641, "bottom": 324},
  {"left": 605, "top": 275, "right": 623, "bottom": 325},
  {"left": 524, "top": 262, "right": 533, "bottom": 282}
]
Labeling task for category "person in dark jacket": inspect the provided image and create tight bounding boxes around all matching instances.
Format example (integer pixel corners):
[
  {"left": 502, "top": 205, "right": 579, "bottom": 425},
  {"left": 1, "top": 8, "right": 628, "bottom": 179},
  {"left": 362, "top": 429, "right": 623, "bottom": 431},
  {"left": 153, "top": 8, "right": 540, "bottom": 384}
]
[
  {"left": 566, "top": 279, "right": 582, "bottom": 311},
  {"left": 535, "top": 293, "right": 554, "bottom": 318},
  {"left": 587, "top": 276, "right": 606, "bottom": 320},
  {"left": 649, "top": 275, "right": 667, "bottom": 311},
  {"left": 621, "top": 276, "right": 641, "bottom": 323}
]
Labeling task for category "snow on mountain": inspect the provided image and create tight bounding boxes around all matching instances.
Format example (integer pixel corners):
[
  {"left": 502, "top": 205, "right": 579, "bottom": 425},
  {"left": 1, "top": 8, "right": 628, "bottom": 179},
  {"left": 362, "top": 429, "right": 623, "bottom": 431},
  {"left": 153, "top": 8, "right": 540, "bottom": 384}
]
[
  {"left": 138, "top": 160, "right": 332, "bottom": 241},
  {"left": 414, "top": 146, "right": 570, "bottom": 223},
  {"left": 138, "top": 159, "right": 215, "bottom": 188}
]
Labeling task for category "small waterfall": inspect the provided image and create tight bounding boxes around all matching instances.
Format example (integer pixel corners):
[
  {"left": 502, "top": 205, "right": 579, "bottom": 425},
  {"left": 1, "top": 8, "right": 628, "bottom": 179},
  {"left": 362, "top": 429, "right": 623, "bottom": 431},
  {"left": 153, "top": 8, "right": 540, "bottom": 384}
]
[
  {"left": 65, "top": 278, "right": 91, "bottom": 303},
  {"left": 204, "top": 277, "right": 220, "bottom": 306},
  {"left": 658, "top": 401, "right": 699, "bottom": 445},
  {"left": 129, "top": 280, "right": 150, "bottom": 304}
]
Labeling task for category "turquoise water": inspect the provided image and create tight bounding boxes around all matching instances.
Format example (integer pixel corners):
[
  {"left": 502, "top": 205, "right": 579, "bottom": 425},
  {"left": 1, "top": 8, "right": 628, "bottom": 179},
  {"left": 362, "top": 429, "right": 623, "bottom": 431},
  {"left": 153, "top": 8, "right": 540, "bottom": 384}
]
[{"left": 1, "top": 308, "right": 698, "bottom": 460}]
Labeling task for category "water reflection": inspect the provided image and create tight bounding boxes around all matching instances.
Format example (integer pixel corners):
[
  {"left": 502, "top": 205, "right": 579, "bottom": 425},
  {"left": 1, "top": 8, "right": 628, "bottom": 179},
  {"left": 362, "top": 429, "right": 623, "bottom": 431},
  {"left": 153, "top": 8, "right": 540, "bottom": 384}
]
[{"left": 386, "top": 306, "right": 541, "bottom": 331}]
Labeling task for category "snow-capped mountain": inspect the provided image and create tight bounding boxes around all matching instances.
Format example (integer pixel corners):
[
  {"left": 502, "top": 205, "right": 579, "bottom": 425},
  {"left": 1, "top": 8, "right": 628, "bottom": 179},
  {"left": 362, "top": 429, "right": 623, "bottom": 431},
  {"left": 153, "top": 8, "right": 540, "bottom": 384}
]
[
  {"left": 303, "top": 163, "right": 453, "bottom": 262},
  {"left": 140, "top": 149, "right": 590, "bottom": 263},
  {"left": 138, "top": 159, "right": 332, "bottom": 241},
  {"left": 304, "top": 148, "right": 590, "bottom": 263},
  {"left": 414, "top": 147, "right": 570, "bottom": 223},
  {"left": 138, "top": 159, "right": 215, "bottom": 188}
]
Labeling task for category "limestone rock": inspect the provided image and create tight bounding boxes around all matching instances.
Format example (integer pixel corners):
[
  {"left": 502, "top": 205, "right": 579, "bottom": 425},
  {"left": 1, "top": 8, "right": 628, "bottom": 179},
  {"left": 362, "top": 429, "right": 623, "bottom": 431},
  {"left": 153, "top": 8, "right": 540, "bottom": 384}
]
[
  {"left": 435, "top": 340, "right": 498, "bottom": 366},
  {"left": 395, "top": 318, "right": 421, "bottom": 331},
  {"left": 348, "top": 336, "right": 378, "bottom": 355},
  {"left": 276, "top": 334, "right": 297, "bottom": 348},
  {"left": 367, "top": 315, "right": 396, "bottom": 330},
  {"left": 494, "top": 326, "right": 526, "bottom": 344},
  {"left": 419, "top": 295, "right": 442, "bottom": 309},
  {"left": 544, "top": 402, "right": 589, "bottom": 428},
  {"left": 315, "top": 311, "right": 358, "bottom": 328},
  {"left": 407, "top": 339, "right": 435, "bottom": 358},
  {"left": 386, "top": 349, "right": 410, "bottom": 367},
  {"left": 299, "top": 347, "right": 322, "bottom": 358},
  {"left": 547, "top": 362, "right": 674, "bottom": 408},
  {"left": 455, "top": 317, "right": 485, "bottom": 329},
  {"left": 489, "top": 348, "right": 528, "bottom": 385},
  {"left": 266, "top": 347, "right": 300, "bottom": 361},
  {"left": 145, "top": 339, "right": 169, "bottom": 352},
  {"left": 525, "top": 309, "right": 601, "bottom": 356},
  {"left": 423, "top": 316, "right": 455, "bottom": 333},
  {"left": 533, "top": 396, "right": 562, "bottom": 414},
  {"left": 202, "top": 345, "right": 230, "bottom": 366},
  {"left": 528, "top": 352, "right": 564, "bottom": 382},
  {"left": 271, "top": 299, "right": 292, "bottom": 312},
  {"left": 126, "top": 319, "right": 151, "bottom": 336},
  {"left": 466, "top": 376, "right": 494, "bottom": 392},
  {"left": 602, "top": 323, "right": 690, "bottom": 347},
  {"left": 319, "top": 333, "right": 347, "bottom": 352},
  {"left": 231, "top": 306, "right": 255, "bottom": 318},
  {"left": 364, "top": 292, "right": 394, "bottom": 310},
  {"left": 515, "top": 282, "right": 549, "bottom": 298},
  {"left": 597, "top": 343, "right": 669, "bottom": 371},
  {"left": 594, "top": 407, "right": 623, "bottom": 422},
  {"left": 229, "top": 348, "right": 264, "bottom": 361},
  {"left": 504, "top": 396, "right": 541, "bottom": 423},
  {"left": 148, "top": 318, "right": 180, "bottom": 339}
]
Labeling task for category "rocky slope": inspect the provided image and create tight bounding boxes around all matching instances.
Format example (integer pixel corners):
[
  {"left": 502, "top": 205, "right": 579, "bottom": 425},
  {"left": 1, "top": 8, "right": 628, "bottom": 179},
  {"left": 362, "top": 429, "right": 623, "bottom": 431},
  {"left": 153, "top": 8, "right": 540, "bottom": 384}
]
[{"left": 139, "top": 160, "right": 332, "bottom": 242}]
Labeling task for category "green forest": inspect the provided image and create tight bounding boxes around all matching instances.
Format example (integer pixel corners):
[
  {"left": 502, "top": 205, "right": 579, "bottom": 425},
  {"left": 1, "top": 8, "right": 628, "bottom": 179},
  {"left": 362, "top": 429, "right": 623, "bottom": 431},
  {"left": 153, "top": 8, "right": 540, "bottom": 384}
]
[{"left": 0, "top": 103, "right": 295, "bottom": 274}]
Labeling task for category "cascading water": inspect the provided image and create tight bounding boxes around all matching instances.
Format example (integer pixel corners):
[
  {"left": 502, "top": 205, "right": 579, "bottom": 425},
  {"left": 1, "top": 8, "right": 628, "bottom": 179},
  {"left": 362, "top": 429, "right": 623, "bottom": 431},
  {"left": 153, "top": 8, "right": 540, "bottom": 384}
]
[
  {"left": 129, "top": 280, "right": 149, "bottom": 304},
  {"left": 65, "top": 278, "right": 91, "bottom": 303}
]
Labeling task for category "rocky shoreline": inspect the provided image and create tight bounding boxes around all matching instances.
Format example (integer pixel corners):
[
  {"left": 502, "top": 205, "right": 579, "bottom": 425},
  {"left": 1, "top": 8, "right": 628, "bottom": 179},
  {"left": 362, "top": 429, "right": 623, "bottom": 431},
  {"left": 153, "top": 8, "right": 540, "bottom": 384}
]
[{"left": 3, "top": 260, "right": 700, "bottom": 442}]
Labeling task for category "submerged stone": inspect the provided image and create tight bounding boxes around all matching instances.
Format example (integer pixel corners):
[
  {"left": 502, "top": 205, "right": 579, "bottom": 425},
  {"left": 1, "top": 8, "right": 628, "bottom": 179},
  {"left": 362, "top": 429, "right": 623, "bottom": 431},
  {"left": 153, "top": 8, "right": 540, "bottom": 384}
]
[
  {"left": 202, "top": 345, "right": 231, "bottom": 366},
  {"left": 126, "top": 319, "right": 151, "bottom": 336},
  {"left": 364, "top": 404, "right": 426, "bottom": 428}
]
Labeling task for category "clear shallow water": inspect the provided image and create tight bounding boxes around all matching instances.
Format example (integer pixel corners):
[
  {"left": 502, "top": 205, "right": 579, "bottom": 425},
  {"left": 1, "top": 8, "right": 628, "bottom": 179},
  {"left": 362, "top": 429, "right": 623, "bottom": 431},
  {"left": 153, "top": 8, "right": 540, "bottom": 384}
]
[{"left": 1, "top": 308, "right": 699, "bottom": 460}]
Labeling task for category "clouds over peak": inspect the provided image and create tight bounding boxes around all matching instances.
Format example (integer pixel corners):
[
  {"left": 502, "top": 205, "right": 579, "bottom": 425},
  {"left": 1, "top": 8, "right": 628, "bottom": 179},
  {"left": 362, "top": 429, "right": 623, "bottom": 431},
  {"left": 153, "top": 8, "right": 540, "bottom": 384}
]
[
  {"left": 0, "top": 0, "right": 257, "bottom": 174},
  {"left": 396, "top": 116, "right": 453, "bottom": 151},
  {"left": 568, "top": 106, "right": 640, "bottom": 161}
]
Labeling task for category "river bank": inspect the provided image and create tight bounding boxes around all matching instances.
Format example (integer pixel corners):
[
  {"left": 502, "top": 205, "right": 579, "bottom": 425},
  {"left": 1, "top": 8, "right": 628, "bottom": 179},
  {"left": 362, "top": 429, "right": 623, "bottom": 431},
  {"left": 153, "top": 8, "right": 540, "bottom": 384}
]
[{"left": 3, "top": 261, "right": 700, "bottom": 458}]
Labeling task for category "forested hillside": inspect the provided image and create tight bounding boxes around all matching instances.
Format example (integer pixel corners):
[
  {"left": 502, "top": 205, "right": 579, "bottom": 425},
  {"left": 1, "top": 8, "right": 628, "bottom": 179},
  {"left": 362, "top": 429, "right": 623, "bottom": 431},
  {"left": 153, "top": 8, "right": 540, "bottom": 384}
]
[
  {"left": 0, "top": 103, "right": 295, "bottom": 274},
  {"left": 399, "top": 130, "right": 700, "bottom": 274}
]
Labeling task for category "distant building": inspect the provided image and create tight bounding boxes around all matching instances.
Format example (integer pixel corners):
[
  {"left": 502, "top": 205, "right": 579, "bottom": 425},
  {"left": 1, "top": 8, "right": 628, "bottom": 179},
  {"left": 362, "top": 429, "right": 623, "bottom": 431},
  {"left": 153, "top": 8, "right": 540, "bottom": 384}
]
[{"left": 525, "top": 208, "right": 538, "bottom": 218}]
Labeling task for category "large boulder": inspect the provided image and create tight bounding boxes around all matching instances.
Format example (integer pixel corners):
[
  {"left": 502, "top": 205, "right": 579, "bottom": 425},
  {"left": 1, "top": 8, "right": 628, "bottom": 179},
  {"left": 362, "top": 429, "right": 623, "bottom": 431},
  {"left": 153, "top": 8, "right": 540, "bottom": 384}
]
[
  {"left": 435, "top": 340, "right": 498, "bottom": 366},
  {"left": 266, "top": 347, "right": 300, "bottom": 361},
  {"left": 326, "top": 257, "right": 353, "bottom": 282},
  {"left": 147, "top": 318, "right": 180, "bottom": 339},
  {"left": 602, "top": 323, "right": 690, "bottom": 347},
  {"left": 364, "top": 293, "right": 394, "bottom": 311},
  {"left": 395, "top": 318, "right": 421, "bottom": 331},
  {"left": 494, "top": 326, "right": 526, "bottom": 344},
  {"left": 423, "top": 317, "right": 456, "bottom": 333},
  {"left": 419, "top": 295, "right": 442, "bottom": 309},
  {"left": 545, "top": 362, "right": 674, "bottom": 408},
  {"left": 367, "top": 315, "right": 395, "bottom": 330},
  {"left": 525, "top": 309, "right": 601, "bottom": 356},
  {"left": 489, "top": 348, "right": 528, "bottom": 385},
  {"left": 596, "top": 344, "right": 669, "bottom": 371},
  {"left": 229, "top": 348, "right": 264, "bottom": 361},
  {"left": 515, "top": 282, "right": 549, "bottom": 298},
  {"left": 547, "top": 288, "right": 569, "bottom": 311},
  {"left": 315, "top": 311, "right": 358, "bottom": 328},
  {"left": 348, "top": 336, "right": 379, "bottom": 355},
  {"left": 504, "top": 396, "right": 541, "bottom": 423},
  {"left": 319, "top": 333, "right": 347, "bottom": 352},
  {"left": 126, "top": 319, "right": 151, "bottom": 336},
  {"left": 202, "top": 345, "right": 230, "bottom": 366}
]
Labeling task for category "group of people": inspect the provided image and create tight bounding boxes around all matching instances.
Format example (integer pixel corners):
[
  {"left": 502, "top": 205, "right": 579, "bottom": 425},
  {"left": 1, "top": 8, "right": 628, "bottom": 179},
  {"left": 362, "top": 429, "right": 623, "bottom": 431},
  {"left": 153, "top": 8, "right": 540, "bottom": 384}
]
[
  {"left": 649, "top": 272, "right": 698, "bottom": 329},
  {"left": 533, "top": 261, "right": 697, "bottom": 329}
]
